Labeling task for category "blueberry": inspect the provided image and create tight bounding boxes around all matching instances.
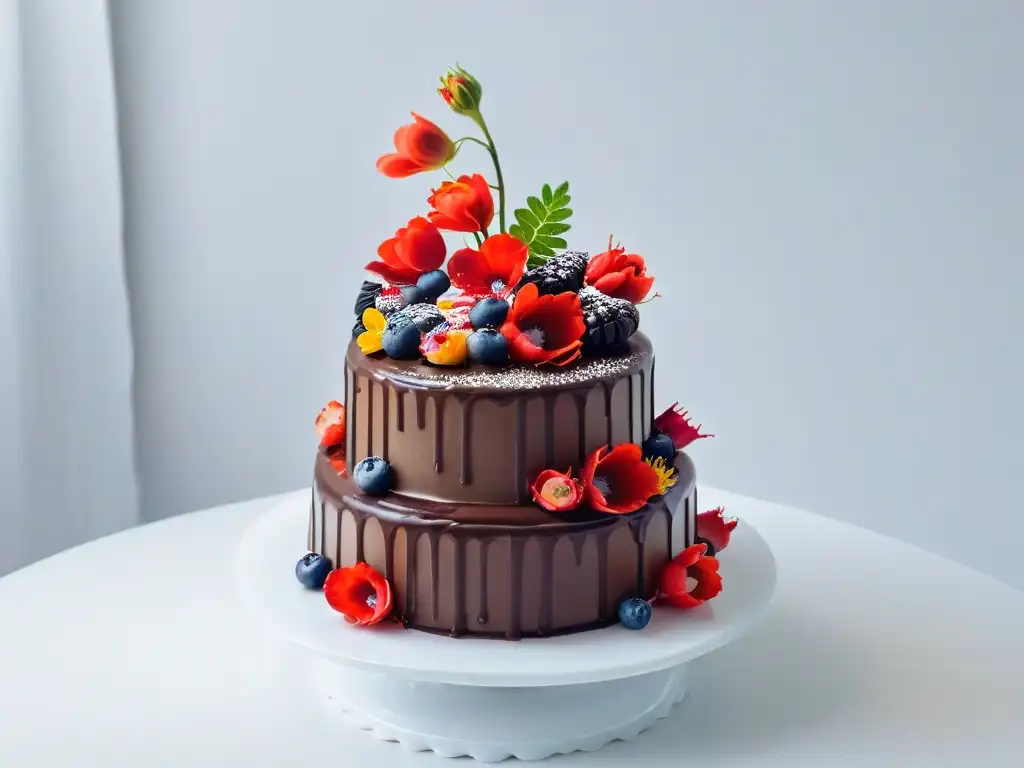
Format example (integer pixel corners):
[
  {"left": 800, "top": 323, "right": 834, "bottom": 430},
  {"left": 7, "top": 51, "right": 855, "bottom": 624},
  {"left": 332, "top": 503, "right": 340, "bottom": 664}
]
[
  {"left": 382, "top": 322, "right": 420, "bottom": 359},
  {"left": 618, "top": 597, "right": 652, "bottom": 630},
  {"left": 642, "top": 432, "right": 676, "bottom": 463},
  {"left": 416, "top": 270, "right": 451, "bottom": 302},
  {"left": 353, "top": 456, "right": 393, "bottom": 495},
  {"left": 295, "top": 552, "right": 333, "bottom": 589},
  {"left": 467, "top": 328, "right": 510, "bottom": 365},
  {"left": 469, "top": 297, "right": 509, "bottom": 329},
  {"left": 400, "top": 285, "right": 426, "bottom": 306},
  {"left": 694, "top": 536, "right": 716, "bottom": 558}
]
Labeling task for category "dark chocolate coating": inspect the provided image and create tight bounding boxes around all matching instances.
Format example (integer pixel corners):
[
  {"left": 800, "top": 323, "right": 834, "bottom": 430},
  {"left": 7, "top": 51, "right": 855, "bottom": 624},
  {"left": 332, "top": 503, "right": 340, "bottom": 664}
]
[
  {"left": 344, "top": 333, "right": 656, "bottom": 505},
  {"left": 311, "top": 449, "right": 698, "bottom": 639}
]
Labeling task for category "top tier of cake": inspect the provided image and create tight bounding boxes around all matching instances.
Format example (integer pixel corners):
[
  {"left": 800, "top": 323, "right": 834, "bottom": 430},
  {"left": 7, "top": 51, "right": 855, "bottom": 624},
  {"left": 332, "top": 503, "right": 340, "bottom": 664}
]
[{"left": 344, "top": 333, "right": 656, "bottom": 505}]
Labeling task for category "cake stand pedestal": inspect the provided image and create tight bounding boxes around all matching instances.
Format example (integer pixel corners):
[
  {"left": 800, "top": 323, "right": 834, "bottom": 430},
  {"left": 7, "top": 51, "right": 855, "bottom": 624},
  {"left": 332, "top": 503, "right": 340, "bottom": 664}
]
[{"left": 235, "top": 497, "right": 777, "bottom": 763}]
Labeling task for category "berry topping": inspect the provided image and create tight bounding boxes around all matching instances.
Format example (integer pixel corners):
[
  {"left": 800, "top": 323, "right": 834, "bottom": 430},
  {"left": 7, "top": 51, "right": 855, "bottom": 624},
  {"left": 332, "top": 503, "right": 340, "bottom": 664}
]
[
  {"left": 466, "top": 328, "right": 510, "bottom": 365},
  {"left": 416, "top": 269, "right": 451, "bottom": 302},
  {"left": 642, "top": 432, "right": 675, "bottom": 463},
  {"left": 469, "top": 296, "right": 509, "bottom": 329},
  {"left": 375, "top": 285, "right": 406, "bottom": 316},
  {"left": 617, "top": 597, "right": 652, "bottom": 630},
  {"left": 382, "top": 303, "right": 445, "bottom": 359},
  {"left": 400, "top": 285, "right": 426, "bottom": 306},
  {"left": 353, "top": 456, "right": 393, "bottom": 495},
  {"left": 295, "top": 552, "right": 333, "bottom": 590},
  {"left": 578, "top": 285, "right": 640, "bottom": 353},
  {"left": 515, "top": 250, "right": 589, "bottom": 297}
]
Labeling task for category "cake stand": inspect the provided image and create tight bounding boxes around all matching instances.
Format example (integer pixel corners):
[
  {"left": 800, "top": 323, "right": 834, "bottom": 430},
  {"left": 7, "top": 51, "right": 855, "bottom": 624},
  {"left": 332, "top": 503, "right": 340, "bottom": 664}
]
[{"left": 234, "top": 495, "right": 777, "bottom": 763}]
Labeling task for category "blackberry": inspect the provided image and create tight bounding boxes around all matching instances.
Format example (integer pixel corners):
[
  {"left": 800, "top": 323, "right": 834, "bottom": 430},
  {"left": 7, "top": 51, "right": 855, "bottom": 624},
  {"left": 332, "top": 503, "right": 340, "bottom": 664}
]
[
  {"left": 579, "top": 286, "right": 640, "bottom": 354},
  {"left": 515, "top": 250, "right": 589, "bottom": 297}
]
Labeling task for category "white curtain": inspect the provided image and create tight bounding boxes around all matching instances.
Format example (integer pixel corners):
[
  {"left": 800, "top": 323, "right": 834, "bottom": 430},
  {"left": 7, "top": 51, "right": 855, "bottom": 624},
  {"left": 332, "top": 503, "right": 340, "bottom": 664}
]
[{"left": 0, "top": 0, "right": 138, "bottom": 575}]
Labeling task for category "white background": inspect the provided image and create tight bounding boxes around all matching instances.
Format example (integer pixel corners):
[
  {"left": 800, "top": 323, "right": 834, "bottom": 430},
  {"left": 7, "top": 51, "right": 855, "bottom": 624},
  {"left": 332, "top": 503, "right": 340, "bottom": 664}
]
[{"left": 4, "top": 1, "right": 1022, "bottom": 587}]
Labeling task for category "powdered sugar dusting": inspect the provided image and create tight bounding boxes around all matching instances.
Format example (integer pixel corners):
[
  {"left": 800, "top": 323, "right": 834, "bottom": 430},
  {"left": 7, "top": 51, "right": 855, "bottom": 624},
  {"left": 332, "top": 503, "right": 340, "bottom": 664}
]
[{"left": 384, "top": 345, "right": 650, "bottom": 390}]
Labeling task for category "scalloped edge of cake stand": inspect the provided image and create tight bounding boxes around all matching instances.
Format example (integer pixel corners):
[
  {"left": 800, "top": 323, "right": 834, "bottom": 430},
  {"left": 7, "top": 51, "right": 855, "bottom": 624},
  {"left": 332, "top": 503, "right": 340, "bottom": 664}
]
[{"left": 235, "top": 491, "right": 776, "bottom": 761}]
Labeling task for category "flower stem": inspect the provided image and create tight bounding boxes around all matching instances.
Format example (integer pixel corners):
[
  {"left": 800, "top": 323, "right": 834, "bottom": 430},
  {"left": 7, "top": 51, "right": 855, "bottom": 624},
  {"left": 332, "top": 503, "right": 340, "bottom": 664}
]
[
  {"left": 456, "top": 136, "right": 491, "bottom": 151},
  {"left": 472, "top": 232, "right": 483, "bottom": 247},
  {"left": 480, "top": 226, "right": 490, "bottom": 239},
  {"left": 471, "top": 114, "right": 506, "bottom": 234}
]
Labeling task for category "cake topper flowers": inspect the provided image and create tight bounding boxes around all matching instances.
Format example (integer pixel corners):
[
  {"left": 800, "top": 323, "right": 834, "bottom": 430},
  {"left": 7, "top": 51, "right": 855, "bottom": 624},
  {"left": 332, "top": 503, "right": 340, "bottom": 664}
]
[
  {"left": 581, "top": 443, "right": 662, "bottom": 515},
  {"left": 656, "top": 543, "right": 723, "bottom": 610},
  {"left": 363, "top": 64, "right": 660, "bottom": 366}
]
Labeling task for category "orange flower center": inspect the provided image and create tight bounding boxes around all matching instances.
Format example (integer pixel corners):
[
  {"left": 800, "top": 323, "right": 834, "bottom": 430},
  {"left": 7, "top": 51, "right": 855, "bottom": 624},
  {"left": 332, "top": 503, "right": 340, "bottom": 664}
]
[{"left": 540, "top": 478, "right": 575, "bottom": 508}]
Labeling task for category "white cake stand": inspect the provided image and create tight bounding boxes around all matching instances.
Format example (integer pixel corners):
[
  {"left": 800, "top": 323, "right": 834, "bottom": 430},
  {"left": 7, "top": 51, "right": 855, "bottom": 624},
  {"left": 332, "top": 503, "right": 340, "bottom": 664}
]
[{"left": 234, "top": 495, "right": 777, "bottom": 763}]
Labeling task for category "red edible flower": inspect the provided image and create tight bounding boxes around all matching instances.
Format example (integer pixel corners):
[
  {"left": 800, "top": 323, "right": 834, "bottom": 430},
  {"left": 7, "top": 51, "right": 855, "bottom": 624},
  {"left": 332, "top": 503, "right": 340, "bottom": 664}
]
[
  {"left": 654, "top": 403, "right": 714, "bottom": 451},
  {"left": 315, "top": 401, "right": 346, "bottom": 448},
  {"left": 448, "top": 233, "right": 528, "bottom": 298},
  {"left": 584, "top": 237, "right": 655, "bottom": 304},
  {"left": 427, "top": 174, "right": 495, "bottom": 234},
  {"left": 500, "top": 283, "right": 585, "bottom": 366},
  {"left": 376, "top": 113, "right": 456, "bottom": 179},
  {"left": 529, "top": 469, "right": 584, "bottom": 512},
  {"left": 580, "top": 443, "right": 662, "bottom": 515},
  {"left": 697, "top": 507, "right": 738, "bottom": 554},
  {"left": 367, "top": 217, "right": 447, "bottom": 285},
  {"left": 657, "top": 543, "right": 722, "bottom": 610},
  {"left": 323, "top": 562, "right": 393, "bottom": 626}
]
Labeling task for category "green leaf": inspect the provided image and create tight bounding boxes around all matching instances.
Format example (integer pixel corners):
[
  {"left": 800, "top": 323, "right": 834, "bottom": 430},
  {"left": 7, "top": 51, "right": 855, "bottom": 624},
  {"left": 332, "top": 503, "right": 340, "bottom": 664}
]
[
  {"left": 515, "top": 207, "right": 541, "bottom": 229},
  {"left": 509, "top": 224, "right": 527, "bottom": 243},
  {"left": 506, "top": 181, "right": 573, "bottom": 264},
  {"left": 534, "top": 235, "right": 568, "bottom": 250},
  {"left": 538, "top": 222, "right": 571, "bottom": 235}
]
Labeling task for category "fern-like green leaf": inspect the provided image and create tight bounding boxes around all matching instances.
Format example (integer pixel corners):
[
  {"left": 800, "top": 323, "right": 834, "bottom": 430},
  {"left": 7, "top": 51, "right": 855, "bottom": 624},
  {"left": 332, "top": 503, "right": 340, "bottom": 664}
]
[{"left": 511, "top": 181, "right": 573, "bottom": 264}]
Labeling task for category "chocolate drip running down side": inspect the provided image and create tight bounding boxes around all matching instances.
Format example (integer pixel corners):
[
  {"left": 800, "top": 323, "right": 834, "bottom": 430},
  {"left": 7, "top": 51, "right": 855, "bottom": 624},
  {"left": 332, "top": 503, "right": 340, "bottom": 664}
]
[
  {"left": 344, "top": 334, "right": 655, "bottom": 505},
  {"left": 312, "top": 449, "right": 698, "bottom": 640}
]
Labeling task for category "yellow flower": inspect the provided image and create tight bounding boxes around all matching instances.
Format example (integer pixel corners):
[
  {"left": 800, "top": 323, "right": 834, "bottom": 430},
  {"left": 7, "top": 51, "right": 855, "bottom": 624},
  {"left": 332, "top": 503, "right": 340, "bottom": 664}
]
[
  {"left": 357, "top": 308, "right": 386, "bottom": 355},
  {"left": 644, "top": 456, "right": 678, "bottom": 495},
  {"left": 421, "top": 328, "right": 469, "bottom": 366},
  {"left": 436, "top": 297, "right": 455, "bottom": 310}
]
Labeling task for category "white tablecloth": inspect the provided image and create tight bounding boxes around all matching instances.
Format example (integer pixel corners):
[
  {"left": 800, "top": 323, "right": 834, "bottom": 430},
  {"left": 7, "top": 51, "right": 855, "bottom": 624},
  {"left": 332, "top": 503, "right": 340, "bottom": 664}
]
[{"left": 1, "top": 487, "right": 1022, "bottom": 766}]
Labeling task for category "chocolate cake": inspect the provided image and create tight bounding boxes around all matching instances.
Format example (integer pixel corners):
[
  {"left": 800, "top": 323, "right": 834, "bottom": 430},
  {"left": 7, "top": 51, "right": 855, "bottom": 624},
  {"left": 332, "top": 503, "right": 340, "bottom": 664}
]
[{"left": 295, "top": 65, "right": 735, "bottom": 639}]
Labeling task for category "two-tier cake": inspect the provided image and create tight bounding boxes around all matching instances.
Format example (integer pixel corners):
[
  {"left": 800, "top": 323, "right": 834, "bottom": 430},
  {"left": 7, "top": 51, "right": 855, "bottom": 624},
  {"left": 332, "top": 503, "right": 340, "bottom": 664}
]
[{"left": 294, "top": 66, "right": 738, "bottom": 640}]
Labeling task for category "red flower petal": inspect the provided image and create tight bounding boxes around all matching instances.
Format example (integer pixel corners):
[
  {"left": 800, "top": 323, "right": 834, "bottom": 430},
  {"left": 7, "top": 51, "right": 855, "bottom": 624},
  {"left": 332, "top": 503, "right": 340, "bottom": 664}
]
[
  {"left": 581, "top": 443, "right": 662, "bottom": 514},
  {"left": 657, "top": 543, "right": 722, "bottom": 610},
  {"left": 394, "top": 217, "right": 447, "bottom": 273},
  {"left": 502, "top": 284, "right": 585, "bottom": 366},
  {"left": 480, "top": 234, "right": 528, "bottom": 291},
  {"left": 591, "top": 270, "right": 627, "bottom": 297},
  {"left": 375, "top": 153, "right": 426, "bottom": 179},
  {"left": 323, "top": 563, "right": 393, "bottom": 626},
  {"left": 584, "top": 241, "right": 655, "bottom": 303},
  {"left": 364, "top": 260, "right": 421, "bottom": 285},
  {"left": 696, "top": 507, "right": 739, "bottom": 553},
  {"left": 653, "top": 403, "right": 714, "bottom": 450},
  {"left": 448, "top": 247, "right": 493, "bottom": 296}
]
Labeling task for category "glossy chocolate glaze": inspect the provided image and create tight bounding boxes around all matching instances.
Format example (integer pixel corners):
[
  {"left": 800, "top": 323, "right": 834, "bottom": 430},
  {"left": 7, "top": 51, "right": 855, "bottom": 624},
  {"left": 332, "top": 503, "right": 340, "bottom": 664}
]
[
  {"left": 344, "top": 334, "right": 656, "bottom": 505},
  {"left": 311, "top": 448, "right": 698, "bottom": 640}
]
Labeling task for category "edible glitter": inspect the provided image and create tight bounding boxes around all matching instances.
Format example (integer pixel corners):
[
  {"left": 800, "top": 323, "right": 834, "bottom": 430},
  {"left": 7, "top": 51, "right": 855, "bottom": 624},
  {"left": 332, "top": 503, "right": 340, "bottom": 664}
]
[{"left": 383, "top": 346, "right": 651, "bottom": 391}]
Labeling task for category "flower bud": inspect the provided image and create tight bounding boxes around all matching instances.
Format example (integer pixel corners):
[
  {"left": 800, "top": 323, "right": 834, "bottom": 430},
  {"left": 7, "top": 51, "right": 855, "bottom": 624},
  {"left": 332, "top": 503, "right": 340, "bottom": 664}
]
[{"left": 438, "top": 66, "right": 483, "bottom": 115}]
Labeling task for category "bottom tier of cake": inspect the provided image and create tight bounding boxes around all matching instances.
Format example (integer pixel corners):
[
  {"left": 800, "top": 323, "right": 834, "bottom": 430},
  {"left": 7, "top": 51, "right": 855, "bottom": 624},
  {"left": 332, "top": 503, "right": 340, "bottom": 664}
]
[{"left": 310, "top": 450, "right": 698, "bottom": 640}]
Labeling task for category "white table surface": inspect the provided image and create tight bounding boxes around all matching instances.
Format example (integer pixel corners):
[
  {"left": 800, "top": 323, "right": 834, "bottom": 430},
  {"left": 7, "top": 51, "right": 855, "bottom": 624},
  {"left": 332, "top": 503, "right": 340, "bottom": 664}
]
[{"left": 2, "top": 487, "right": 1023, "bottom": 767}]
